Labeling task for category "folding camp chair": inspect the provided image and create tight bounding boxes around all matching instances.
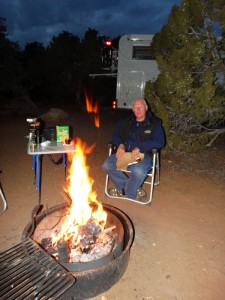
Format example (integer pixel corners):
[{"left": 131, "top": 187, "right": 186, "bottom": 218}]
[{"left": 104, "top": 143, "right": 160, "bottom": 205}]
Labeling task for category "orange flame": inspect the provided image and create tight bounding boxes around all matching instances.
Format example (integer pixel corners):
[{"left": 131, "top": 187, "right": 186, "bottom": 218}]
[
  {"left": 52, "top": 138, "right": 107, "bottom": 247},
  {"left": 85, "top": 91, "right": 100, "bottom": 128}
]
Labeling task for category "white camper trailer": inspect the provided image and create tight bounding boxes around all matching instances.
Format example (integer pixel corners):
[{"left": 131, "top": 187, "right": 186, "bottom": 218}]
[{"left": 116, "top": 34, "right": 159, "bottom": 109}]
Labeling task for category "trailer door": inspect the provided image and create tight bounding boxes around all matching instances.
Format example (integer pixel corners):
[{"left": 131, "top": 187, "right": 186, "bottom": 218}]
[{"left": 117, "top": 71, "right": 145, "bottom": 108}]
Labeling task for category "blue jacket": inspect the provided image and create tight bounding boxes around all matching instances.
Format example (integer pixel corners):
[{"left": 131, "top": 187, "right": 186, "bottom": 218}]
[{"left": 112, "top": 111, "right": 166, "bottom": 154}]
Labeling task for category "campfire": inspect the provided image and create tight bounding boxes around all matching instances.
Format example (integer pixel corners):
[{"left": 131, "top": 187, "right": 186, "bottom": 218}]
[{"left": 32, "top": 138, "right": 121, "bottom": 265}]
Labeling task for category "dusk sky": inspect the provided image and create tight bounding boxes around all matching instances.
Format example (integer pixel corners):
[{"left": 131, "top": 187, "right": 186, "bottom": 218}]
[{"left": 0, "top": 0, "right": 181, "bottom": 48}]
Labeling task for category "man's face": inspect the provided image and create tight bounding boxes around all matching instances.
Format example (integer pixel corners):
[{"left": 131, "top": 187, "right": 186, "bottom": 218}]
[{"left": 132, "top": 99, "right": 147, "bottom": 121}]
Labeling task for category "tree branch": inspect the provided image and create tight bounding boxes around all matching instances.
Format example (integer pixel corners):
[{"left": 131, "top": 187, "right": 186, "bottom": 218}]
[{"left": 206, "top": 128, "right": 225, "bottom": 147}]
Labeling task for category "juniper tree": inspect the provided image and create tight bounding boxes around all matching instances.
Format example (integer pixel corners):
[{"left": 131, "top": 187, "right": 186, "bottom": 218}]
[
  {"left": 0, "top": 17, "right": 24, "bottom": 100},
  {"left": 145, "top": 0, "right": 225, "bottom": 151}
]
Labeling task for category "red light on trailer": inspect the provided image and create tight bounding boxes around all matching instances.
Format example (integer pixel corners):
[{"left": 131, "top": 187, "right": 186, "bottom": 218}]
[
  {"left": 105, "top": 40, "right": 112, "bottom": 47},
  {"left": 112, "top": 99, "right": 117, "bottom": 109}
]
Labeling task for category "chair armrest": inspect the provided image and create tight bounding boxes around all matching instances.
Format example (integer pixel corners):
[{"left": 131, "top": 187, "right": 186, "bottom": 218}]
[
  {"left": 109, "top": 143, "right": 160, "bottom": 155},
  {"left": 108, "top": 142, "right": 118, "bottom": 154},
  {"left": 152, "top": 149, "right": 159, "bottom": 155}
]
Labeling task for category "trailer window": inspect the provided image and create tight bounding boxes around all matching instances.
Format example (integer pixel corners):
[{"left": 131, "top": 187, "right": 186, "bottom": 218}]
[{"left": 132, "top": 46, "right": 155, "bottom": 60}]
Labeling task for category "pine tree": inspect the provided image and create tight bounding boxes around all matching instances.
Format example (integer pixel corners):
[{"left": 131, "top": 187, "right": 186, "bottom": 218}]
[{"left": 145, "top": 0, "right": 225, "bottom": 151}]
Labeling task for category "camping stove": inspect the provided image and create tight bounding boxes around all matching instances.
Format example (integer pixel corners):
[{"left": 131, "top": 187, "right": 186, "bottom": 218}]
[{"left": 22, "top": 203, "right": 134, "bottom": 299}]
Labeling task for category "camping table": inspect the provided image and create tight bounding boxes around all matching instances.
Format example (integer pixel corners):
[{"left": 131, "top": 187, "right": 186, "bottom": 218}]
[{"left": 27, "top": 141, "right": 76, "bottom": 204}]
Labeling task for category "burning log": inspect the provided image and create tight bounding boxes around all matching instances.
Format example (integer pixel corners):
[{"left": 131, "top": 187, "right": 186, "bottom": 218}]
[
  {"left": 68, "top": 222, "right": 117, "bottom": 263},
  {"left": 40, "top": 237, "right": 54, "bottom": 252},
  {"left": 40, "top": 220, "right": 118, "bottom": 264},
  {"left": 99, "top": 225, "right": 116, "bottom": 234},
  {"left": 78, "top": 219, "right": 102, "bottom": 252},
  {"left": 57, "top": 239, "right": 69, "bottom": 263},
  {"left": 69, "top": 230, "right": 117, "bottom": 263}
]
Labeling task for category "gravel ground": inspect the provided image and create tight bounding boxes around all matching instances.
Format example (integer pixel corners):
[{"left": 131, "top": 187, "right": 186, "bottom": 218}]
[{"left": 162, "top": 140, "right": 225, "bottom": 182}]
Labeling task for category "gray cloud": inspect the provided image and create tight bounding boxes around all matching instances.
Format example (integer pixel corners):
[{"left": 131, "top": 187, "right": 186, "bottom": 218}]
[{"left": 0, "top": 0, "right": 181, "bottom": 47}]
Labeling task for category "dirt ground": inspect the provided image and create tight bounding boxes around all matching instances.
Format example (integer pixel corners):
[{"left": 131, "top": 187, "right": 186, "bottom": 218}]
[{"left": 0, "top": 107, "right": 225, "bottom": 300}]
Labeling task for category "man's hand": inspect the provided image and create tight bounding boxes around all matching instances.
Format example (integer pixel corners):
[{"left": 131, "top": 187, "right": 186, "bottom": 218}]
[
  {"left": 116, "top": 144, "right": 125, "bottom": 158},
  {"left": 131, "top": 147, "right": 140, "bottom": 160}
]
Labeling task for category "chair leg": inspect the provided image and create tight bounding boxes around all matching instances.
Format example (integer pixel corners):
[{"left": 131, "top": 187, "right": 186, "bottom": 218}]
[
  {"left": 154, "top": 153, "right": 160, "bottom": 186},
  {"left": 0, "top": 185, "right": 7, "bottom": 214},
  {"left": 148, "top": 174, "right": 155, "bottom": 205},
  {"left": 105, "top": 174, "right": 110, "bottom": 197}
]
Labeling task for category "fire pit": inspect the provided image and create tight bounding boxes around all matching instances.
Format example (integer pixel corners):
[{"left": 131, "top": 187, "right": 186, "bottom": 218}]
[
  {"left": 22, "top": 138, "right": 134, "bottom": 298},
  {"left": 22, "top": 202, "right": 134, "bottom": 299}
]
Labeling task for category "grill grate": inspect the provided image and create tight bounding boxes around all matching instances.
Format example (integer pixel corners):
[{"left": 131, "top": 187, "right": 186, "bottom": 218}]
[{"left": 0, "top": 238, "right": 75, "bottom": 300}]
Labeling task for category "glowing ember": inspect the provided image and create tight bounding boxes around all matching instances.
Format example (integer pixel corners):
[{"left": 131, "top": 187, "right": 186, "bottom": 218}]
[
  {"left": 51, "top": 138, "right": 107, "bottom": 250},
  {"left": 85, "top": 91, "right": 100, "bottom": 128}
]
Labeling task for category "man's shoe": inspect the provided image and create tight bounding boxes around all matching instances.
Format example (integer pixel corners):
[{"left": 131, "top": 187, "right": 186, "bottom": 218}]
[
  {"left": 108, "top": 187, "right": 146, "bottom": 202},
  {"left": 108, "top": 188, "right": 125, "bottom": 197},
  {"left": 136, "top": 188, "right": 146, "bottom": 202}
]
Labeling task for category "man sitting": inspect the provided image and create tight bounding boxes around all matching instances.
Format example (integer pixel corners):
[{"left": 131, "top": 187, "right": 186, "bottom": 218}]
[{"left": 102, "top": 98, "right": 165, "bottom": 202}]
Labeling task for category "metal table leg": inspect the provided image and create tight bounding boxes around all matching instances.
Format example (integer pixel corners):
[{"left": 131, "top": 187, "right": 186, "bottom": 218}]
[
  {"left": 31, "top": 152, "right": 69, "bottom": 204},
  {"left": 32, "top": 155, "right": 36, "bottom": 184},
  {"left": 34, "top": 154, "right": 42, "bottom": 205},
  {"left": 63, "top": 153, "right": 67, "bottom": 180}
]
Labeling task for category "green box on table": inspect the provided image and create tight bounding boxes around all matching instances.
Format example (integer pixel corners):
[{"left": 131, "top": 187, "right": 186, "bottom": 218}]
[{"left": 56, "top": 126, "right": 69, "bottom": 143}]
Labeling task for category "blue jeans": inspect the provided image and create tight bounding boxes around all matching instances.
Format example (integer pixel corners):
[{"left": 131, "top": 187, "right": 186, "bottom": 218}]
[{"left": 102, "top": 153, "right": 152, "bottom": 199}]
